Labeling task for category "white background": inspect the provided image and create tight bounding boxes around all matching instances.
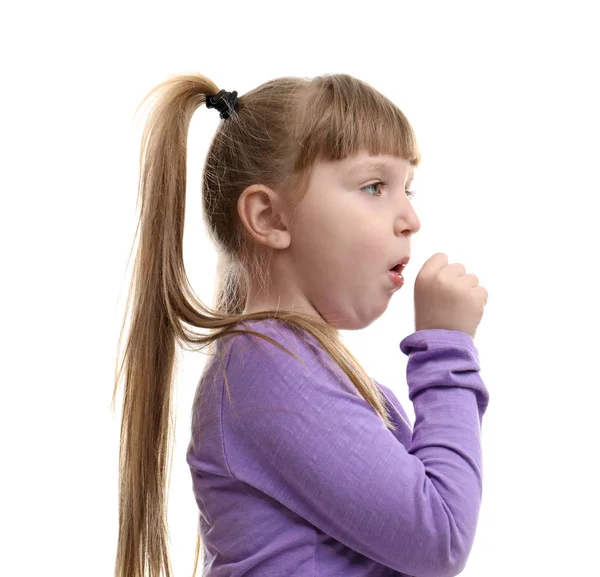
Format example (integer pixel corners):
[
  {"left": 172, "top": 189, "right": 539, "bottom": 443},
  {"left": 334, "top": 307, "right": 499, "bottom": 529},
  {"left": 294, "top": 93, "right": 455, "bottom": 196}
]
[{"left": 2, "top": 1, "right": 599, "bottom": 575}]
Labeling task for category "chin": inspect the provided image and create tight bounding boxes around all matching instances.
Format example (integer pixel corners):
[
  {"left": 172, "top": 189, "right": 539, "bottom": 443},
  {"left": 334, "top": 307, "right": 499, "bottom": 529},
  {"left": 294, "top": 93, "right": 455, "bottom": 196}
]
[{"left": 324, "top": 308, "right": 386, "bottom": 331}]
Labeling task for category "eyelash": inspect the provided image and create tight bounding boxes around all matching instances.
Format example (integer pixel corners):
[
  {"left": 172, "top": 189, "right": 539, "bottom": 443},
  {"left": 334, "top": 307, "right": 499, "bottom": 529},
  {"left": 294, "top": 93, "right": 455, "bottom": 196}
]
[{"left": 361, "top": 181, "right": 417, "bottom": 199}]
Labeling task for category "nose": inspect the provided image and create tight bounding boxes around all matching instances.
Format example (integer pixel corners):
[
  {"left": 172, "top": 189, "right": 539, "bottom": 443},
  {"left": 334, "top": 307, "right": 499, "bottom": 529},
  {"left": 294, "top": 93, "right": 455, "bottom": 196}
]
[{"left": 394, "top": 197, "right": 421, "bottom": 238}]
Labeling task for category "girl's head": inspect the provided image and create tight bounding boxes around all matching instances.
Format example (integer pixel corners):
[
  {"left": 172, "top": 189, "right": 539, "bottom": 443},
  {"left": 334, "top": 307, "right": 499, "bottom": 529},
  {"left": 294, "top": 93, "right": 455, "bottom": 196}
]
[
  {"left": 113, "top": 72, "right": 421, "bottom": 577},
  {"left": 203, "top": 74, "right": 422, "bottom": 329},
  {"left": 239, "top": 150, "right": 421, "bottom": 328}
]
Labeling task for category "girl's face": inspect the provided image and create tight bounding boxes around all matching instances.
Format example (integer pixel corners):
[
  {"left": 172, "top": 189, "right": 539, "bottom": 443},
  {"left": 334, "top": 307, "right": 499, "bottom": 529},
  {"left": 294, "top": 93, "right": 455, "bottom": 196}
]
[{"left": 284, "top": 150, "right": 421, "bottom": 329}]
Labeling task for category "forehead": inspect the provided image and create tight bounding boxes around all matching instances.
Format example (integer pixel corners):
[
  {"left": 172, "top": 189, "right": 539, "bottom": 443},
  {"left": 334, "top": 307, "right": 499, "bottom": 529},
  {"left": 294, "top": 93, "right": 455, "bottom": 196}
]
[{"left": 343, "top": 154, "right": 415, "bottom": 179}]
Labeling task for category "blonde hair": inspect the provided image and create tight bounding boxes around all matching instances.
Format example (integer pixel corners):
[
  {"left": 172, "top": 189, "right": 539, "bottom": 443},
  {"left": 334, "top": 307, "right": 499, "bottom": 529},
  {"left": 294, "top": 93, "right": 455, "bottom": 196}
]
[{"left": 111, "top": 72, "right": 422, "bottom": 577}]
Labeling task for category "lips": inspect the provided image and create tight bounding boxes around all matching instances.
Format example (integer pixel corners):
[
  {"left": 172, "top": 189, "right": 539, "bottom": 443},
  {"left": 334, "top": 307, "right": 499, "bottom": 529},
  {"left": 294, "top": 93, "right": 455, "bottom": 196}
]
[{"left": 389, "top": 256, "right": 410, "bottom": 274}]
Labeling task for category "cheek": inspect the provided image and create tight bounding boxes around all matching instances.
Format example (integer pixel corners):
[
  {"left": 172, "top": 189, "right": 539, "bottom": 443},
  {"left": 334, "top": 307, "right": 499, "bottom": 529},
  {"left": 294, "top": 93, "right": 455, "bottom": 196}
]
[
  {"left": 288, "top": 210, "right": 336, "bottom": 271},
  {"left": 293, "top": 200, "right": 384, "bottom": 271},
  {"left": 346, "top": 221, "right": 387, "bottom": 263},
  {"left": 293, "top": 201, "right": 344, "bottom": 249}
]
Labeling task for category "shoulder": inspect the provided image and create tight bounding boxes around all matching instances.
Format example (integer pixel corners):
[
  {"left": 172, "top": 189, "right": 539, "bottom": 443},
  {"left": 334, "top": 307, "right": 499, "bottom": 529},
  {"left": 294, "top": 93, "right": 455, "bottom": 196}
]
[
  {"left": 226, "top": 318, "right": 318, "bottom": 365},
  {"left": 221, "top": 318, "right": 359, "bottom": 404}
]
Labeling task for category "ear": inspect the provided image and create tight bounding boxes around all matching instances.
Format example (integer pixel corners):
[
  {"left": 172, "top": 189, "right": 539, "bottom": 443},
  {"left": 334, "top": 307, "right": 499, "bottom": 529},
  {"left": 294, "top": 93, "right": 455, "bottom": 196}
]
[{"left": 237, "top": 184, "right": 292, "bottom": 249}]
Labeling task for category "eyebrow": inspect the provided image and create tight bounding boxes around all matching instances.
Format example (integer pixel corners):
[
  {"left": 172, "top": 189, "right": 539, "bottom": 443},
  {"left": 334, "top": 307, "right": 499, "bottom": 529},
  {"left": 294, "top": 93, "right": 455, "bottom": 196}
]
[{"left": 347, "top": 160, "right": 415, "bottom": 181}]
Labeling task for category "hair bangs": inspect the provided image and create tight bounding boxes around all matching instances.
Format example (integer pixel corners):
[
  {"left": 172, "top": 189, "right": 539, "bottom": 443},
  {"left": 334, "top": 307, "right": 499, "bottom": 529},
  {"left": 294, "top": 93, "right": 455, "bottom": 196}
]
[{"left": 294, "top": 74, "right": 422, "bottom": 173}]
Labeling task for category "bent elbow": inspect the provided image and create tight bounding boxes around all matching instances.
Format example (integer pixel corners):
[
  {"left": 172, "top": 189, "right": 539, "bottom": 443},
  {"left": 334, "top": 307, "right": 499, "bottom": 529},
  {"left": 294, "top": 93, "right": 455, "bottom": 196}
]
[{"left": 420, "top": 506, "right": 475, "bottom": 577}]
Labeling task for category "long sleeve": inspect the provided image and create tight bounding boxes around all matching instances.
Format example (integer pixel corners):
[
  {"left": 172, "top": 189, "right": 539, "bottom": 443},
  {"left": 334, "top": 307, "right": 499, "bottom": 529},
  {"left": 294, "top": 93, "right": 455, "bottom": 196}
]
[{"left": 219, "top": 322, "right": 489, "bottom": 577}]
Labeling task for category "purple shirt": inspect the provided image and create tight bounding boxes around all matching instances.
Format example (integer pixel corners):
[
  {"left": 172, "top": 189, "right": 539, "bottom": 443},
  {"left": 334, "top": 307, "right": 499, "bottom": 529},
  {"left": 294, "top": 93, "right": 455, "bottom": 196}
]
[{"left": 186, "top": 318, "right": 489, "bottom": 577}]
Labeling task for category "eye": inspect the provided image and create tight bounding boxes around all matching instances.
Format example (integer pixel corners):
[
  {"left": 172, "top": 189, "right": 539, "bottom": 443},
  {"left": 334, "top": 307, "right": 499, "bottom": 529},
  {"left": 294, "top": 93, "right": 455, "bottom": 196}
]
[
  {"left": 361, "top": 181, "right": 417, "bottom": 199},
  {"left": 361, "top": 181, "right": 385, "bottom": 196}
]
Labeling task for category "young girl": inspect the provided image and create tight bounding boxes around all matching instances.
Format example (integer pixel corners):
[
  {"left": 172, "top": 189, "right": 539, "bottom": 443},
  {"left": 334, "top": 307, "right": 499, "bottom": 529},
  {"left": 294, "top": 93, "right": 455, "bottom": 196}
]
[{"left": 112, "top": 72, "right": 489, "bottom": 577}]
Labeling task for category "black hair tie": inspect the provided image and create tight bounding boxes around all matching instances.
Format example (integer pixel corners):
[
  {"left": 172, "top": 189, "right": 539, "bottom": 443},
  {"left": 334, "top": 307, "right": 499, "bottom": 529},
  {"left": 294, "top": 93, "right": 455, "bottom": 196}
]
[{"left": 205, "top": 89, "right": 239, "bottom": 120}]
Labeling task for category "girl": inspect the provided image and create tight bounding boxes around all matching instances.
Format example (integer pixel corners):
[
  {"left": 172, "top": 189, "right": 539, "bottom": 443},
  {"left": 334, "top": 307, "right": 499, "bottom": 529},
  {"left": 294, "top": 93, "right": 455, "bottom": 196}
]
[{"left": 112, "top": 72, "right": 489, "bottom": 577}]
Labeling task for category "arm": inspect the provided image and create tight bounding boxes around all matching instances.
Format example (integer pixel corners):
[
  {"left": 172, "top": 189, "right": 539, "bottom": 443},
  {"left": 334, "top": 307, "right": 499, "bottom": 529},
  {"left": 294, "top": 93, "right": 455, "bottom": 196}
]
[{"left": 221, "top": 324, "right": 489, "bottom": 577}]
